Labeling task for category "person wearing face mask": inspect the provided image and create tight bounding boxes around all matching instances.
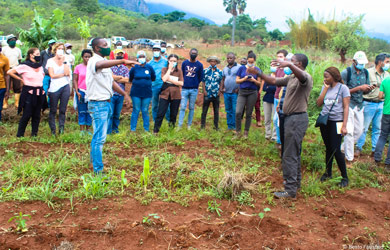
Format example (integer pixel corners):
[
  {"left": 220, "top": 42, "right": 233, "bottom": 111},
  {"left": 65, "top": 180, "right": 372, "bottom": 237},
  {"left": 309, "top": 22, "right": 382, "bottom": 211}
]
[
  {"left": 160, "top": 42, "right": 168, "bottom": 58},
  {"left": 2, "top": 35, "right": 22, "bottom": 109},
  {"left": 356, "top": 53, "right": 390, "bottom": 157},
  {"left": 0, "top": 43, "right": 10, "bottom": 121},
  {"left": 107, "top": 49, "right": 130, "bottom": 134},
  {"left": 7, "top": 48, "right": 47, "bottom": 137},
  {"left": 154, "top": 54, "right": 183, "bottom": 134},
  {"left": 86, "top": 38, "right": 137, "bottom": 174},
  {"left": 340, "top": 51, "right": 372, "bottom": 164},
  {"left": 40, "top": 39, "right": 56, "bottom": 95},
  {"left": 235, "top": 51, "right": 263, "bottom": 138},
  {"left": 109, "top": 41, "right": 129, "bottom": 60},
  {"left": 64, "top": 43, "right": 75, "bottom": 69},
  {"left": 178, "top": 48, "right": 204, "bottom": 129},
  {"left": 148, "top": 44, "right": 168, "bottom": 122},
  {"left": 220, "top": 52, "right": 240, "bottom": 130},
  {"left": 46, "top": 43, "right": 71, "bottom": 135},
  {"left": 201, "top": 56, "right": 223, "bottom": 130},
  {"left": 129, "top": 50, "right": 156, "bottom": 132}
]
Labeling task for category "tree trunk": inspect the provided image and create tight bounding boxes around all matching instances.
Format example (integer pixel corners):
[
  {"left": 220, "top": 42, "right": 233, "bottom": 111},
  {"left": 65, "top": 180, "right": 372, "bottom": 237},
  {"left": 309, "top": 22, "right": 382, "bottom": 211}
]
[
  {"left": 231, "top": 14, "right": 236, "bottom": 47},
  {"left": 339, "top": 49, "right": 347, "bottom": 64}
]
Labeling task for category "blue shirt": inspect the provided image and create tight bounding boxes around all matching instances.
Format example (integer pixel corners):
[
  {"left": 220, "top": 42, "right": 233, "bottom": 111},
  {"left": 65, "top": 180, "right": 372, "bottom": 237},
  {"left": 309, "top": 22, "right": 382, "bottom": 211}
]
[
  {"left": 111, "top": 65, "right": 129, "bottom": 96},
  {"left": 129, "top": 64, "right": 156, "bottom": 98},
  {"left": 182, "top": 60, "right": 204, "bottom": 89},
  {"left": 236, "top": 65, "right": 262, "bottom": 90},
  {"left": 222, "top": 63, "right": 240, "bottom": 93},
  {"left": 262, "top": 82, "right": 276, "bottom": 104},
  {"left": 203, "top": 66, "right": 223, "bottom": 98},
  {"left": 147, "top": 57, "right": 168, "bottom": 89}
]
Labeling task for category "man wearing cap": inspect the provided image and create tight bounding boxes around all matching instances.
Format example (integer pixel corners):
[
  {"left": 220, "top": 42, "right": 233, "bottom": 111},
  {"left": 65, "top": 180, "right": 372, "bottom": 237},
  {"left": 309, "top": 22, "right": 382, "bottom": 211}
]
[
  {"left": 341, "top": 51, "right": 373, "bottom": 163},
  {"left": 65, "top": 43, "right": 75, "bottom": 69},
  {"left": 201, "top": 56, "right": 223, "bottom": 130},
  {"left": 355, "top": 53, "right": 390, "bottom": 157},
  {"left": 41, "top": 39, "right": 56, "bottom": 94},
  {"left": 87, "top": 37, "right": 137, "bottom": 174},
  {"left": 148, "top": 44, "right": 168, "bottom": 121},
  {"left": 108, "top": 49, "right": 129, "bottom": 134},
  {"left": 109, "top": 41, "right": 129, "bottom": 60},
  {"left": 2, "top": 34, "right": 22, "bottom": 109}
]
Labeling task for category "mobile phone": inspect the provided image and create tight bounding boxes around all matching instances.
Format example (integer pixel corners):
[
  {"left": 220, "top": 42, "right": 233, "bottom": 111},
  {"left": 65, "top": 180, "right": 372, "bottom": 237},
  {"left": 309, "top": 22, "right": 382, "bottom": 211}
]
[
  {"left": 63, "top": 61, "right": 67, "bottom": 64},
  {"left": 247, "top": 75, "right": 253, "bottom": 79}
]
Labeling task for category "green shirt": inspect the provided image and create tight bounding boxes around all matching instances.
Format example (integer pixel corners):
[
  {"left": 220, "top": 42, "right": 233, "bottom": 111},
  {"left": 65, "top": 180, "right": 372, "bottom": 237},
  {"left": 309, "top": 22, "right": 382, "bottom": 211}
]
[{"left": 380, "top": 76, "right": 390, "bottom": 115}]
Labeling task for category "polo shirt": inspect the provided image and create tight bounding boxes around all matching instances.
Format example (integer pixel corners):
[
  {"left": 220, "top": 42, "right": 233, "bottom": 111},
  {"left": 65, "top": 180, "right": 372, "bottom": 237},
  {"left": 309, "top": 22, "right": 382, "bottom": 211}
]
[
  {"left": 222, "top": 63, "right": 240, "bottom": 93},
  {"left": 148, "top": 57, "right": 168, "bottom": 89},
  {"left": 129, "top": 64, "right": 156, "bottom": 98},
  {"left": 380, "top": 76, "right": 390, "bottom": 115},
  {"left": 363, "top": 67, "right": 389, "bottom": 101},
  {"left": 86, "top": 54, "right": 114, "bottom": 101}
]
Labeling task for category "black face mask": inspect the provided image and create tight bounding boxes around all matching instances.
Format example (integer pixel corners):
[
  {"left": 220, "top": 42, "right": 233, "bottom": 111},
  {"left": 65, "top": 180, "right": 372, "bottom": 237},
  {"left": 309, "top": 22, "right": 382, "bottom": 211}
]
[
  {"left": 116, "top": 56, "right": 123, "bottom": 60},
  {"left": 0, "top": 47, "right": 2, "bottom": 53},
  {"left": 190, "top": 54, "right": 197, "bottom": 61},
  {"left": 34, "top": 56, "right": 41, "bottom": 62}
]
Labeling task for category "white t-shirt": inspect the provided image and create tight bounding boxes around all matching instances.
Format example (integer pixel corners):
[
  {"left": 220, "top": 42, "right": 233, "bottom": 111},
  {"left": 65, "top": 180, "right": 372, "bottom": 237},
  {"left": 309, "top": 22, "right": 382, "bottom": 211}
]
[
  {"left": 65, "top": 54, "right": 75, "bottom": 67},
  {"left": 86, "top": 54, "right": 113, "bottom": 101},
  {"left": 2, "top": 46, "right": 22, "bottom": 68},
  {"left": 46, "top": 58, "right": 70, "bottom": 93}
]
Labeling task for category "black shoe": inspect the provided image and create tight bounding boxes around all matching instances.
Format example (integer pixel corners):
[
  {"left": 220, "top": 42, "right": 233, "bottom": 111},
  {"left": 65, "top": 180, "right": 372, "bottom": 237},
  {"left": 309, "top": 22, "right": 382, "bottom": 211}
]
[
  {"left": 338, "top": 178, "right": 349, "bottom": 188},
  {"left": 274, "top": 191, "right": 296, "bottom": 199},
  {"left": 320, "top": 173, "right": 332, "bottom": 182}
]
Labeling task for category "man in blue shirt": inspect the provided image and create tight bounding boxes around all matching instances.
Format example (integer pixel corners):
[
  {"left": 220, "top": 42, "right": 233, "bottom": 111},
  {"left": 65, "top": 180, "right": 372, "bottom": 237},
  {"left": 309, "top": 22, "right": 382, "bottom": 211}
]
[
  {"left": 221, "top": 52, "right": 240, "bottom": 130},
  {"left": 178, "top": 48, "right": 204, "bottom": 129},
  {"left": 147, "top": 44, "right": 168, "bottom": 122},
  {"left": 201, "top": 56, "right": 223, "bottom": 130}
]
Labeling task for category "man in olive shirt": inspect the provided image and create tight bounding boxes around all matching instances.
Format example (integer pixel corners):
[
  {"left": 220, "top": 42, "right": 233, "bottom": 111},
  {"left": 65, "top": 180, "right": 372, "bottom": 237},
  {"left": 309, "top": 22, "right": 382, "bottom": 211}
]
[
  {"left": 356, "top": 53, "right": 390, "bottom": 156},
  {"left": 260, "top": 54, "right": 313, "bottom": 199}
]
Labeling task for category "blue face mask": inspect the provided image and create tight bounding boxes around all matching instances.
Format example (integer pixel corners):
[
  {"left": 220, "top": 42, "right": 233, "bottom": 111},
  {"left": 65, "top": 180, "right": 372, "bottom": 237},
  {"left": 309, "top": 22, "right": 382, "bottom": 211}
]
[
  {"left": 355, "top": 64, "right": 365, "bottom": 70},
  {"left": 284, "top": 67, "right": 292, "bottom": 75},
  {"left": 138, "top": 58, "right": 146, "bottom": 64},
  {"left": 172, "top": 62, "right": 177, "bottom": 68},
  {"left": 382, "top": 63, "right": 390, "bottom": 71},
  {"left": 161, "top": 48, "right": 166, "bottom": 53},
  {"left": 270, "top": 66, "right": 277, "bottom": 73},
  {"left": 153, "top": 51, "right": 160, "bottom": 58}
]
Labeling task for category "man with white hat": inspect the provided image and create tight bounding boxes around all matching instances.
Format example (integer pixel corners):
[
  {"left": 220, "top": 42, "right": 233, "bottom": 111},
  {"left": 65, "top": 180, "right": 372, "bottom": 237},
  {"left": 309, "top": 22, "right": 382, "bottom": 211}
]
[
  {"left": 341, "top": 51, "right": 373, "bottom": 163},
  {"left": 64, "top": 43, "right": 75, "bottom": 69},
  {"left": 148, "top": 43, "right": 167, "bottom": 121}
]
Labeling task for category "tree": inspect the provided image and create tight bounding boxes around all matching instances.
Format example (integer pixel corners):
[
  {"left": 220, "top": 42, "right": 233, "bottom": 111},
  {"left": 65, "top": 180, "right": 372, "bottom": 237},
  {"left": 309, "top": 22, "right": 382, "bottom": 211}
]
[
  {"left": 223, "top": 0, "right": 246, "bottom": 46},
  {"left": 148, "top": 13, "right": 164, "bottom": 23},
  {"left": 185, "top": 18, "right": 206, "bottom": 29},
  {"left": 269, "top": 29, "right": 285, "bottom": 41},
  {"left": 18, "top": 8, "right": 64, "bottom": 50},
  {"left": 71, "top": 0, "right": 100, "bottom": 14},
  {"left": 327, "top": 15, "right": 368, "bottom": 63},
  {"left": 164, "top": 11, "right": 186, "bottom": 22},
  {"left": 76, "top": 18, "right": 91, "bottom": 49}
]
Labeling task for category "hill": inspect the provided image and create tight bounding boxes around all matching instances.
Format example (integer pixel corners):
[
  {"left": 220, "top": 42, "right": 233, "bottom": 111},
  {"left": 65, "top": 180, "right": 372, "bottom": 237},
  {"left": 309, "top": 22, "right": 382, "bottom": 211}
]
[{"left": 98, "top": 0, "right": 149, "bottom": 15}]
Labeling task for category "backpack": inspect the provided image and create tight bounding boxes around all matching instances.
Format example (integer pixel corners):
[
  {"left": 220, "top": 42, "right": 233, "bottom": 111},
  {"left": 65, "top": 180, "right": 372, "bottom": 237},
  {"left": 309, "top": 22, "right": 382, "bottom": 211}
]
[{"left": 346, "top": 66, "right": 368, "bottom": 84}]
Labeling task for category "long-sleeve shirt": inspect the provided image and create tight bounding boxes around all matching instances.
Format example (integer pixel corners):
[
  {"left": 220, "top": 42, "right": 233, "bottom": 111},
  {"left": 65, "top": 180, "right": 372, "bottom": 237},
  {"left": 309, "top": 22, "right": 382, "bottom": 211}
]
[
  {"left": 181, "top": 60, "right": 204, "bottom": 89},
  {"left": 262, "top": 82, "right": 276, "bottom": 103}
]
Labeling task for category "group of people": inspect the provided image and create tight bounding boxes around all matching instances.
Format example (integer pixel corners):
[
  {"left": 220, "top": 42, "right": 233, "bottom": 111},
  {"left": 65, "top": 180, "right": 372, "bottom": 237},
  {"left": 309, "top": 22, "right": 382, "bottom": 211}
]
[{"left": 1, "top": 34, "right": 390, "bottom": 199}]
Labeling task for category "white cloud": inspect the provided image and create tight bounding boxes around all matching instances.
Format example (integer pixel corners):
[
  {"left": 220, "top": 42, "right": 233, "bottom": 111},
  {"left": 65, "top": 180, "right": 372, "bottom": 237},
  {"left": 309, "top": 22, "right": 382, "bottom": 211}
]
[{"left": 145, "top": 0, "right": 390, "bottom": 34}]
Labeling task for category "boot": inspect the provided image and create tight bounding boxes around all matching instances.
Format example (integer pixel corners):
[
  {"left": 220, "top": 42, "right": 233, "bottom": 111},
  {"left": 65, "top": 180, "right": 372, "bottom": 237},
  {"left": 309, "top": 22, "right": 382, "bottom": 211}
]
[
  {"left": 2, "top": 98, "right": 8, "bottom": 109},
  {"left": 14, "top": 93, "right": 21, "bottom": 108}
]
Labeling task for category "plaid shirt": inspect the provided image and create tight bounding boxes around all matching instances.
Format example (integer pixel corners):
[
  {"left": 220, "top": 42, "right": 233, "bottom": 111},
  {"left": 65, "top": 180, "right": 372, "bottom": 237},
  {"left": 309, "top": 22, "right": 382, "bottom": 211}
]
[
  {"left": 111, "top": 65, "right": 129, "bottom": 95},
  {"left": 203, "top": 66, "right": 223, "bottom": 97}
]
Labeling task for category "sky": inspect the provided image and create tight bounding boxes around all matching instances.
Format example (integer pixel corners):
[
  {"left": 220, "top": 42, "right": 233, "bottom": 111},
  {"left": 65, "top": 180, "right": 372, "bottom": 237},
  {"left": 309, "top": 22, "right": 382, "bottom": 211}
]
[{"left": 145, "top": 0, "right": 390, "bottom": 35}]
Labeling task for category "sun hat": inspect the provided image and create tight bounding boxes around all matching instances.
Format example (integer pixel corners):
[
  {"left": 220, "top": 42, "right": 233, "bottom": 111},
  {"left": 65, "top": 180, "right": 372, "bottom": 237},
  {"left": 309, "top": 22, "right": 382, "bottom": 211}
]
[
  {"left": 353, "top": 51, "right": 368, "bottom": 64},
  {"left": 137, "top": 50, "right": 146, "bottom": 58},
  {"left": 207, "top": 56, "right": 221, "bottom": 64}
]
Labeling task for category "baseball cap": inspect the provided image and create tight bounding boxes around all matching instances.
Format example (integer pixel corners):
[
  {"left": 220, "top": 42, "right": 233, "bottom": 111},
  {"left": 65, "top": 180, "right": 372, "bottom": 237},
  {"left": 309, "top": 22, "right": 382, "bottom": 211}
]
[
  {"left": 114, "top": 49, "right": 124, "bottom": 54},
  {"left": 152, "top": 44, "right": 161, "bottom": 50},
  {"left": 353, "top": 51, "right": 368, "bottom": 64},
  {"left": 6, "top": 34, "right": 17, "bottom": 42},
  {"left": 48, "top": 39, "right": 57, "bottom": 45},
  {"left": 65, "top": 43, "right": 72, "bottom": 48}
]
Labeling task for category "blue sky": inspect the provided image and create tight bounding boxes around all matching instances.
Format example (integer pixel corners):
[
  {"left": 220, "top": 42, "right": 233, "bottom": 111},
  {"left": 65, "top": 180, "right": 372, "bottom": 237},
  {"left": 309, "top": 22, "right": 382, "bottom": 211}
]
[{"left": 146, "top": 0, "right": 389, "bottom": 35}]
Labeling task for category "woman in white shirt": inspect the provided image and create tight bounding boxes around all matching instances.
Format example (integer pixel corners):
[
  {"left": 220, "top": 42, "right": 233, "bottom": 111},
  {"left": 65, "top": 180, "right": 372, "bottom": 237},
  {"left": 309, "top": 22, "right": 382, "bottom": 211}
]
[{"left": 46, "top": 43, "right": 71, "bottom": 135}]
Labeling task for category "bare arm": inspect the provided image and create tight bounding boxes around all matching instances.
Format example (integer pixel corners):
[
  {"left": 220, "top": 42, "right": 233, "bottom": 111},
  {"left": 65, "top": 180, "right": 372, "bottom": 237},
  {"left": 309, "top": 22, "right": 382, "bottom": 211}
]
[
  {"left": 259, "top": 73, "right": 276, "bottom": 85},
  {"left": 379, "top": 91, "right": 384, "bottom": 99},
  {"left": 112, "top": 81, "right": 131, "bottom": 107},
  {"left": 95, "top": 59, "right": 138, "bottom": 71},
  {"left": 7, "top": 68, "right": 23, "bottom": 85},
  {"left": 316, "top": 84, "right": 329, "bottom": 107},
  {"left": 202, "top": 81, "right": 207, "bottom": 96},
  {"left": 236, "top": 75, "right": 249, "bottom": 84}
]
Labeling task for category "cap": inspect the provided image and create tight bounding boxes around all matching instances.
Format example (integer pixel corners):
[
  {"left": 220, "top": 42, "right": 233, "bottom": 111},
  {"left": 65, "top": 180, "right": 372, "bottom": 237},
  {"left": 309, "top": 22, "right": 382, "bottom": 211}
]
[
  {"left": 65, "top": 43, "right": 72, "bottom": 48},
  {"left": 48, "top": 39, "right": 56, "bottom": 45},
  {"left": 152, "top": 44, "right": 161, "bottom": 50},
  {"left": 353, "top": 51, "right": 368, "bottom": 64},
  {"left": 114, "top": 49, "right": 124, "bottom": 54},
  {"left": 137, "top": 50, "right": 146, "bottom": 58},
  {"left": 6, "top": 34, "right": 17, "bottom": 42},
  {"left": 207, "top": 56, "right": 221, "bottom": 64}
]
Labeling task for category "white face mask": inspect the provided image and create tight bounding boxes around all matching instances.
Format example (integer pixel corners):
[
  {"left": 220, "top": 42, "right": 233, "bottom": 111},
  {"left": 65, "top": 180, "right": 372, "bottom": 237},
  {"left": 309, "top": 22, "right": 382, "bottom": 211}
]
[
  {"left": 56, "top": 49, "right": 64, "bottom": 56},
  {"left": 117, "top": 46, "right": 122, "bottom": 50},
  {"left": 66, "top": 49, "right": 72, "bottom": 54}
]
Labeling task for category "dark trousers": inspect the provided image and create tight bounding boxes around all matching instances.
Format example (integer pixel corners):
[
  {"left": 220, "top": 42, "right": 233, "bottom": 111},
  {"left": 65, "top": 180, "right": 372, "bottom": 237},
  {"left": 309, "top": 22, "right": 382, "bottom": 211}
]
[
  {"left": 7, "top": 75, "right": 21, "bottom": 93},
  {"left": 374, "top": 114, "right": 390, "bottom": 164},
  {"left": 255, "top": 91, "right": 261, "bottom": 122},
  {"left": 320, "top": 120, "right": 348, "bottom": 179},
  {"left": 278, "top": 111, "right": 285, "bottom": 157},
  {"left": 153, "top": 96, "right": 181, "bottom": 133},
  {"left": 17, "top": 93, "right": 43, "bottom": 137},
  {"left": 201, "top": 96, "right": 220, "bottom": 129},
  {"left": 236, "top": 89, "right": 257, "bottom": 132},
  {"left": 282, "top": 113, "right": 308, "bottom": 196},
  {"left": 0, "top": 88, "right": 5, "bottom": 121},
  {"left": 48, "top": 85, "right": 70, "bottom": 133}
]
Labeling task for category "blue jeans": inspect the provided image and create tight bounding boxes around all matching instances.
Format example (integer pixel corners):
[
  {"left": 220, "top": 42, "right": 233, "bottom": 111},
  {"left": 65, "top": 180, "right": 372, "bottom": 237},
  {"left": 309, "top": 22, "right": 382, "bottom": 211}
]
[
  {"left": 374, "top": 114, "right": 390, "bottom": 164},
  {"left": 89, "top": 101, "right": 112, "bottom": 173},
  {"left": 357, "top": 101, "right": 383, "bottom": 152},
  {"left": 0, "top": 88, "right": 6, "bottom": 121},
  {"left": 273, "top": 98, "right": 281, "bottom": 144},
  {"left": 178, "top": 88, "right": 198, "bottom": 127},
  {"left": 131, "top": 96, "right": 152, "bottom": 131},
  {"left": 224, "top": 93, "right": 237, "bottom": 129},
  {"left": 76, "top": 91, "right": 92, "bottom": 126},
  {"left": 108, "top": 95, "right": 124, "bottom": 134}
]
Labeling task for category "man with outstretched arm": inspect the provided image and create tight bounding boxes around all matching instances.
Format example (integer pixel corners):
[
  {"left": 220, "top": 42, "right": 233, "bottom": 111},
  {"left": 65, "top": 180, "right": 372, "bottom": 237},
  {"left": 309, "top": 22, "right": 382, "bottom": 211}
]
[
  {"left": 86, "top": 37, "right": 138, "bottom": 174},
  {"left": 260, "top": 54, "right": 313, "bottom": 199}
]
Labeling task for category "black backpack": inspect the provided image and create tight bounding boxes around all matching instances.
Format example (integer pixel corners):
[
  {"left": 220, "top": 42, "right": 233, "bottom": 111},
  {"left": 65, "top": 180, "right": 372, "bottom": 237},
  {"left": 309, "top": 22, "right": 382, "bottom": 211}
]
[{"left": 346, "top": 66, "right": 368, "bottom": 84}]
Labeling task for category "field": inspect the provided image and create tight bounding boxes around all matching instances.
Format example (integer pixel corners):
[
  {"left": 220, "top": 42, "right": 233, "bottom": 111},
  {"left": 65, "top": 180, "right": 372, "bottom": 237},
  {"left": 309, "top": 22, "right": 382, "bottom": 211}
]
[{"left": 0, "top": 45, "right": 390, "bottom": 250}]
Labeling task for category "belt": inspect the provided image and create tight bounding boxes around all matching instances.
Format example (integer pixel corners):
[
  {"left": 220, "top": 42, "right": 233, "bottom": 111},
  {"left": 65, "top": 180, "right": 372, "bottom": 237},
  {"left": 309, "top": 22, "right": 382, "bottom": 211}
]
[
  {"left": 363, "top": 98, "right": 383, "bottom": 103},
  {"left": 241, "top": 88, "right": 256, "bottom": 91},
  {"left": 285, "top": 112, "right": 306, "bottom": 117},
  {"left": 89, "top": 99, "right": 111, "bottom": 103}
]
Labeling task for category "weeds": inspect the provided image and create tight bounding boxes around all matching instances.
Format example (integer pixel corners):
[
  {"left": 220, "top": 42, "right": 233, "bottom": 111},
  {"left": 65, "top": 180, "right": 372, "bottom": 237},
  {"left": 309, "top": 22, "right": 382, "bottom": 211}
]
[
  {"left": 207, "top": 200, "right": 222, "bottom": 217},
  {"left": 140, "top": 157, "right": 151, "bottom": 192},
  {"left": 8, "top": 212, "right": 31, "bottom": 232},
  {"left": 142, "top": 213, "right": 160, "bottom": 225}
]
